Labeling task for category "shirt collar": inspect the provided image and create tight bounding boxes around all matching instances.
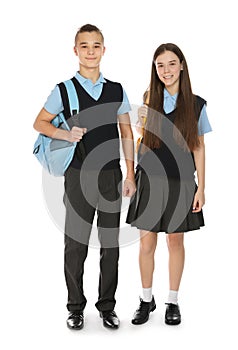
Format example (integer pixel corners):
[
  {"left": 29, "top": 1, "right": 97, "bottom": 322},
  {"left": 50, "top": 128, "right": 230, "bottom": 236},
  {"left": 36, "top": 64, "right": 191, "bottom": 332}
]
[
  {"left": 75, "top": 72, "right": 106, "bottom": 86},
  {"left": 164, "top": 88, "right": 178, "bottom": 101}
]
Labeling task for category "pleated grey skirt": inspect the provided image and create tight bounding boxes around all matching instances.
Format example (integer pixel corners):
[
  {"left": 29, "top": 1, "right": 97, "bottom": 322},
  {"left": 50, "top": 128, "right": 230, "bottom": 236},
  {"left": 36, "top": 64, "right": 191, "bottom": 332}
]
[{"left": 126, "top": 170, "right": 204, "bottom": 233}]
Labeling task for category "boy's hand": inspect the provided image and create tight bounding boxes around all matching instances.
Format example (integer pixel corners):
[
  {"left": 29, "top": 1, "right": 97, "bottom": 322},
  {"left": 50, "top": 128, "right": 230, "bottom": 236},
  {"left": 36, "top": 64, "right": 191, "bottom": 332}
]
[
  {"left": 123, "top": 178, "right": 136, "bottom": 197},
  {"left": 68, "top": 127, "right": 87, "bottom": 142}
]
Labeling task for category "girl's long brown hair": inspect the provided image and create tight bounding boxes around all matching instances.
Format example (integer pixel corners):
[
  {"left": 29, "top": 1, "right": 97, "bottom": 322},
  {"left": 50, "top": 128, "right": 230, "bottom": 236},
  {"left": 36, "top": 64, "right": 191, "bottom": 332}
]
[{"left": 143, "top": 43, "right": 200, "bottom": 152}]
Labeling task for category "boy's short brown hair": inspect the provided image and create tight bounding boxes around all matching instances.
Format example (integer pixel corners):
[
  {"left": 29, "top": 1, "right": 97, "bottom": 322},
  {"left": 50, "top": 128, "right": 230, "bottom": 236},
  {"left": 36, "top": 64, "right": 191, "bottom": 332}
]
[{"left": 75, "top": 24, "right": 104, "bottom": 45}]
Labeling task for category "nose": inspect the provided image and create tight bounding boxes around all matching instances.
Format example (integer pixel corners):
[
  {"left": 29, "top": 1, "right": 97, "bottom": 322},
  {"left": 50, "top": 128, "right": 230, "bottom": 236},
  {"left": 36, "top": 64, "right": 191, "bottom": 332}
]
[
  {"left": 163, "top": 64, "right": 170, "bottom": 73},
  {"left": 88, "top": 46, "right": 95, "bottom": 55}
]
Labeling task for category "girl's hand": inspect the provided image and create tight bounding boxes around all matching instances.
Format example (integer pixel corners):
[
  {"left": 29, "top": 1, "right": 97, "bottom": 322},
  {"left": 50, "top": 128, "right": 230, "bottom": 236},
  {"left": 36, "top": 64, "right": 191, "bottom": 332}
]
[
  {"left": 138, "top": 105, "right": 148, "bottom": 125},
  {"left": 192, "top": 189, "right": 205, "bottom": 213},
  {"left": 135, "top": 105, "right": 148, "bottom": 135}
]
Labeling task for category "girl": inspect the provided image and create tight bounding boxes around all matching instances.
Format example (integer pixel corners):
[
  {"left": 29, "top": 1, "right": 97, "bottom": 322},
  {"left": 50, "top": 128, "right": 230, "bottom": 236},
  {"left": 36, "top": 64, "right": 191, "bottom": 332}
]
[{"left": 127, "top": 43, "right": 212, "bottom": 325}]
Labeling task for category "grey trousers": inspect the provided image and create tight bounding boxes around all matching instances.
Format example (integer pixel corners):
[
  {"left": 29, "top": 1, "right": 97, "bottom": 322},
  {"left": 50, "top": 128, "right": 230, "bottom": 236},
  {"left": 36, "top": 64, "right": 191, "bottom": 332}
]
[{"left": 64, "top": 167, "right": 122, "bottom": 312}]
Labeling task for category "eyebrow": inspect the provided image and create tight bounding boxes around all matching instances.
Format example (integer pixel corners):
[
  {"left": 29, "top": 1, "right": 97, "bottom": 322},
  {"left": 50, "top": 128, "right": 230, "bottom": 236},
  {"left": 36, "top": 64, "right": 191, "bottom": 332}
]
[
  {"left": 156, "top": 59, "right": 177, "bottom": 64},
  {"left": 79, "top": 41, "right": 102, "bottom": 45}
]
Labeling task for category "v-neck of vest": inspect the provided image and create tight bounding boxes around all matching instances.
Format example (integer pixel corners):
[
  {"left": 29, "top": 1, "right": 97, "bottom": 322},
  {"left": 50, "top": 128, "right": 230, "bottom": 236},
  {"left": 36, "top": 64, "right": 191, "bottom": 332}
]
[
  {"left": 72, "top": 76, "right": 108, "bottom": 102},
  {"left": 81, "top": 80, "right": 107, "bottom": 102},
  {"left": 163, "top": 108, "right": 177, "bottom": 117}
]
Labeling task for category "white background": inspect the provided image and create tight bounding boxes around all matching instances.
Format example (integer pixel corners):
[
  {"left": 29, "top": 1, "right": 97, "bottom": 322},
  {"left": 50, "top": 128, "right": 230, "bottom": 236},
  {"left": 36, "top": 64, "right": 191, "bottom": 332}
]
[{"left": 0, "top": 0, "right": 237, "bottom": 349}]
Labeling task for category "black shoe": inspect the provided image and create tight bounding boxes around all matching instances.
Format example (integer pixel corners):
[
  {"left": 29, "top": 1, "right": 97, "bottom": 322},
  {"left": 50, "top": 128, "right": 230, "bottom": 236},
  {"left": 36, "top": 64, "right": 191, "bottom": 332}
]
[
  {"left": 165, "top": 303, "right": 181, "bottom": 325},
  {"left": 99, "top": 310, "right": 120, "bottom": 330},
  {"left": 66, "top": 311, "right": 84, "bottom": 330},
  {"left": 131, "top": 296, "right": 156, "bottom": 325}
]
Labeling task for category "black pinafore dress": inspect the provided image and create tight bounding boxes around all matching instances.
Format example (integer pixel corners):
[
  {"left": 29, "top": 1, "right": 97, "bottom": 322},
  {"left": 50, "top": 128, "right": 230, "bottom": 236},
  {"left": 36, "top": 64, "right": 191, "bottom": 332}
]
[{"left": 126, "top": 96, "right": 205, "bottom": 233}]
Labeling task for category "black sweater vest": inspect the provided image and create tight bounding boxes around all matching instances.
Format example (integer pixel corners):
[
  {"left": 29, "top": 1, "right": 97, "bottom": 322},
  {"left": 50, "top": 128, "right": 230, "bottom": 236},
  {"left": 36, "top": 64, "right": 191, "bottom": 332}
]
[
  {"left": 67, "top": 78, "right": 123, "bottom": 170},
  {"left": 137, "top": 95, "right": 206, "bottom": 180}
]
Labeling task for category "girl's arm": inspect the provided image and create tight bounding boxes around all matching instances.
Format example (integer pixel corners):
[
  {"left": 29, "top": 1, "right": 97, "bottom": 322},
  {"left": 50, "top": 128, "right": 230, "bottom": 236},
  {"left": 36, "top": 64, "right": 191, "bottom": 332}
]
[{"left": 192, "top": 135, "right": 205, "bottom": 212}]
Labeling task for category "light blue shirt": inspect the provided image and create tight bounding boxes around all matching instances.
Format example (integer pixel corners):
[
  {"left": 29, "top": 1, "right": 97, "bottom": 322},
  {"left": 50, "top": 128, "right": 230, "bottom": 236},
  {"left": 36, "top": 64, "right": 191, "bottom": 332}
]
[
  {"left": 163, "top": 89, "right": 212, "bottom": 136},
  {"left": 44, "top": 72, "right": 131, "bottom": 116}
]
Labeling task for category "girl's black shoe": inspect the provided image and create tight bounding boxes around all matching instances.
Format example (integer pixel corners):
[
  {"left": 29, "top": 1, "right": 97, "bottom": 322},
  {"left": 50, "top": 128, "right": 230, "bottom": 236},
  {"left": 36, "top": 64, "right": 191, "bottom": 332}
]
[
  {"left": 165, "top": 303, "right": 181, "bottom": 325},
  {"left": 131, "top": 296, "right": 156, "bottom": 325}
]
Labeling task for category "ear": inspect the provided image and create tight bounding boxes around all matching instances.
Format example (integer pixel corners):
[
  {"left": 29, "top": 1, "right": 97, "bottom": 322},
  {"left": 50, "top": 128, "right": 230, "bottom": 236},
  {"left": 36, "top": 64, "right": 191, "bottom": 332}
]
[
  {"left": 180, "top": 62, "right": 183, "bottom": 71},
  {"left": 74, "top": 46, "right": 78, "bottom": 56},
  {"left": 102, "top": 46, "right": 106, "bottom": 55}
]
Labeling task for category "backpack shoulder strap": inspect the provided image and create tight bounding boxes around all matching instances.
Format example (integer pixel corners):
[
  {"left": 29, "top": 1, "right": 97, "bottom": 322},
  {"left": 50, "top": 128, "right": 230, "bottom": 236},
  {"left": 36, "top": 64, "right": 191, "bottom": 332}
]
[
  {"left": 58, "top": 79, "right": 79, "bottom": 120},
  {"left": 59, "top": 78, "right": 86, "bottom": 160},
  {"left": 64, "top": 79, "right": 79, "bottom": 115}
]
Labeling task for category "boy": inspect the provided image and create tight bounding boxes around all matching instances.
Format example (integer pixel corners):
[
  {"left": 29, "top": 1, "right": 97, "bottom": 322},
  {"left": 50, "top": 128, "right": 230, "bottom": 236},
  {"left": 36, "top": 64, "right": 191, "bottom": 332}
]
[{"left": 33, "top": 24, "right": 135, "bottom": 330}]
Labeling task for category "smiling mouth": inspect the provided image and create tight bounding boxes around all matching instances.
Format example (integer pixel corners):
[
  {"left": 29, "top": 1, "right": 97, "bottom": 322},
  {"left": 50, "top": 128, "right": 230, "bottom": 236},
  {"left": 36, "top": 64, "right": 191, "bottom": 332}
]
[{"left": 163, "top": 75, "right": 173, "bottom": 79}]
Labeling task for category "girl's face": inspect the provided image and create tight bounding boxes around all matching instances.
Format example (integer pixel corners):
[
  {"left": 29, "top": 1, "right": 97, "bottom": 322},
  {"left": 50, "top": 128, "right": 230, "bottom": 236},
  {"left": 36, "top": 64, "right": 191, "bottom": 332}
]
[{"left": 155, "top": 50, "right": 183, "bottom": 94}]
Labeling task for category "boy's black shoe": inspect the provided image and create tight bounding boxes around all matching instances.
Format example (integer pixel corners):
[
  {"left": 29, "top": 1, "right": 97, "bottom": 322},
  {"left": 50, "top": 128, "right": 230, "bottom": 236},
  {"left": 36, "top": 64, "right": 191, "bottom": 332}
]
[
  {"left": 131, "top": 296, "right": 156, "bottom": 325},
  {"left": 99, "top": 310, "right": 120, "bottom": 329},
  {"left": 66, "top": 311, "right": 84, "bottom": 330},
  {"left": 165, "top": 303, "right": 181, "bottom": 325}
]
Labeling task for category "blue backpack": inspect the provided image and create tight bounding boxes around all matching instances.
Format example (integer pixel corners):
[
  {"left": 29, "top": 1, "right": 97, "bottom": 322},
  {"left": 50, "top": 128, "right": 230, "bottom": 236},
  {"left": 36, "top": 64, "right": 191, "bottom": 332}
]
[{"left": 33, "top": 79, "right": 84, "bottom": 176}]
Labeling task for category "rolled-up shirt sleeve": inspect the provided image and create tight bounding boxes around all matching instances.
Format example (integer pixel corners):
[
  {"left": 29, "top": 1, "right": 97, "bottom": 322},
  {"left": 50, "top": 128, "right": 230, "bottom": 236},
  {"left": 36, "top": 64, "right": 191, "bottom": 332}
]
[
  {"left": 43, "top": 85, "right": 64, "bottom": 115},
  {"left": 198, "top": 105, "right": 212, "bottom": 136}
]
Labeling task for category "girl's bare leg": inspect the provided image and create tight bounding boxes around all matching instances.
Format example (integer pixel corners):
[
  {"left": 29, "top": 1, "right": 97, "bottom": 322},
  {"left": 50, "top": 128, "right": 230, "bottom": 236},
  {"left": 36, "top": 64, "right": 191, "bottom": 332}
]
[
  {"left": 166, "top": 232, "right": 185, "bottom": 291},
  {"left": 139, "top": 231, "right": 158, "bottom": 288}
]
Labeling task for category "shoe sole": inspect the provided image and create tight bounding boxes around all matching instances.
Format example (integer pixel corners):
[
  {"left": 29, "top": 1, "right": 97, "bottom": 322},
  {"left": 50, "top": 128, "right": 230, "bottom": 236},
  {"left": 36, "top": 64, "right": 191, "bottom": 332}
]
[
  {"left": 165, "top": 319, "right": 181, "bottom": 326},
  {"left": 66, "top": 323, "right": 84, "bottom": 330},
  {"left": 131, "top": 305, "right": 156, "bottom": 325},
  {"left": 103, "top": 323, "right": 119, "bottom": 330}
]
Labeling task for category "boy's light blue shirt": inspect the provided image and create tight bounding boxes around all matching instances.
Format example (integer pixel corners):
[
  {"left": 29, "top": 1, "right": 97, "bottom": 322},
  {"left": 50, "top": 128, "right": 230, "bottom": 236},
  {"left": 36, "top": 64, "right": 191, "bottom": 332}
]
[
  {"left": 163, "top": 89, "right": 212, "bottom": 136},
  {"left": 44, "top": 72, "right": 131, "bottom": 116}
]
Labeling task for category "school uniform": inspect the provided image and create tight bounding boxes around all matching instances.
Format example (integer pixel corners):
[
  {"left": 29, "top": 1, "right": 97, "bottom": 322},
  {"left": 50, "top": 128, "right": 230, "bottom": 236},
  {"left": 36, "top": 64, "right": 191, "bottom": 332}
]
[
  {"left": 126, "top": 89, "right": 212, "bottom": 233},
  {"left": 44, "top": 72, "right": 131, "bottom": 312}
]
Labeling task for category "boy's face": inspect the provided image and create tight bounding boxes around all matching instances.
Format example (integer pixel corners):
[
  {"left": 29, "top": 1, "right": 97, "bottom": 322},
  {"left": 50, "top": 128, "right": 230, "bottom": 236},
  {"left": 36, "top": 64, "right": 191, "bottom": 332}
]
[{"left": 74, "top": 31, "right": 105, "bottom": 69}]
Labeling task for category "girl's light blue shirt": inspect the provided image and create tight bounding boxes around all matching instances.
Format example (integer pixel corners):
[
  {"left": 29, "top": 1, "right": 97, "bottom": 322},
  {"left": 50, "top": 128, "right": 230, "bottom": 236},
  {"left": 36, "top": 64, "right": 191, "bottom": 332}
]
[{"left": 163, "top": 89, "right": 212, "bottom": 136}]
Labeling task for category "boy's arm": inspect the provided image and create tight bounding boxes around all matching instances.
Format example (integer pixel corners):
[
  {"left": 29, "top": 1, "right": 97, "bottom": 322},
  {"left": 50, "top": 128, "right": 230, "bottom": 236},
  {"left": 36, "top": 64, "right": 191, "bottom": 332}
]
[
  {"left": 118, "top": 113, "right": 136, "bottom": 197},
  {"left": 33, "top": 107, "right": 86, "bottom": 143}
]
